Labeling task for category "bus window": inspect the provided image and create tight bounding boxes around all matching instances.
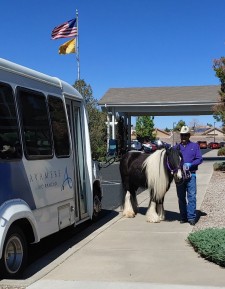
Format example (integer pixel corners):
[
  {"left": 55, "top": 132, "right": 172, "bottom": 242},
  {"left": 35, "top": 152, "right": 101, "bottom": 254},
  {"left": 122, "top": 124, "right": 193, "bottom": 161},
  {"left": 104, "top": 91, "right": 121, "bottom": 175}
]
[
  {"left": 17, "top": 88, "right": 53, "bottom": 159},
  {"left": 0, "top": 82, "right": 22, "bottom": 159},
  {"left": 48, "top": 95, "right": 70, "bottom": 157}
]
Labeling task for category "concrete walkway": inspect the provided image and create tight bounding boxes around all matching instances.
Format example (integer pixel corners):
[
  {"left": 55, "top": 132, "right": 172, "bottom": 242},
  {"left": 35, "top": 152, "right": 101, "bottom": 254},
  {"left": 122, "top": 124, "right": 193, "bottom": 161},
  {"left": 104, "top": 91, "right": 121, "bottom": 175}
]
[{"left": 2, "top": 150, "right": 225, "bottom": 289}]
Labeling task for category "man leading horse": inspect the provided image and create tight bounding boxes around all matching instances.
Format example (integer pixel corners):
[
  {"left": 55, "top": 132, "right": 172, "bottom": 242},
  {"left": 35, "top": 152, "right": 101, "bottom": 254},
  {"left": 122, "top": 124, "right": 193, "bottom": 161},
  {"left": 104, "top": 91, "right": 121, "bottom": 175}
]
[{"left": 174, "top": 126, "right": 203, "bottom": 226}]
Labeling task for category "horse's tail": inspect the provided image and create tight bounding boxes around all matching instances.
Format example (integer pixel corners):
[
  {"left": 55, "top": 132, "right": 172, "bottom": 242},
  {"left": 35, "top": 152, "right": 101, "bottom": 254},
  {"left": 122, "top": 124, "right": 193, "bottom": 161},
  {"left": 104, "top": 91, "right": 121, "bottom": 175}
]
[
  {"left": 142, "top": 149, "right": 169, "bottom": 201},
  {"left": 119, "top": 154, "right": 127, "bottom": 206}
]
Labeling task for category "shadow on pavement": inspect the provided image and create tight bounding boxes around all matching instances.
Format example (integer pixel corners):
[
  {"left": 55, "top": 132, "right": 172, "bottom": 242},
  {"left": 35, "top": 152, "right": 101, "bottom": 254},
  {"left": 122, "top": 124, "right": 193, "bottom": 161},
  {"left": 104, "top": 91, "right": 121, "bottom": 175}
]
[
  {"left": 137, "top": 207, "right": 207, "bottom": 224},
  {"left": 165, "top": 210, "right": 180, "bottom": 222},
  {"left": 196, "top": 210, "right": 207, "bottom": 222},
  {"left": 23, "top": 209, "right": 119, "bottom": 279},
  {"left": 137, "top": 207, "right": 181, "bottom": 222}
]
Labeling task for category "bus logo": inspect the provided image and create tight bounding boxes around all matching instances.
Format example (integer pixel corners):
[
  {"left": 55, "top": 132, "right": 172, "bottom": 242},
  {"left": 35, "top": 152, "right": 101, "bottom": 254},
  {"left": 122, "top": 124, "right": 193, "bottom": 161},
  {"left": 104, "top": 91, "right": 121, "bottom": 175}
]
[{"left": 61, "top": 167, "right": 73, "bottom": 191}]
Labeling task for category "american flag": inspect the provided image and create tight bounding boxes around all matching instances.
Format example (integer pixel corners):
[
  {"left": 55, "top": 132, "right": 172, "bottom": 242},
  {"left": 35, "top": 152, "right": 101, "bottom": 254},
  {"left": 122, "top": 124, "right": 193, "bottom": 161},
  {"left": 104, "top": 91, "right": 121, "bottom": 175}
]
[{"left": 51, "top": 18, "right": 77, "bottom": 40}]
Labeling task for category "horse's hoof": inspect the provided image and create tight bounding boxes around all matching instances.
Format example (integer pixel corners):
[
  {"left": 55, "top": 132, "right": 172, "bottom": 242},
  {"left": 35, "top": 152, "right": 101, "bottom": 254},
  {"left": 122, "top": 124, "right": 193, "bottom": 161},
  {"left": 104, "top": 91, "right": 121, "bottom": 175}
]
[
  {"left": 146, "top": 217, "right": 160, "bottom": 223},
  {"left": 123, "top": 211, "right": 135, "bottom": 218}
]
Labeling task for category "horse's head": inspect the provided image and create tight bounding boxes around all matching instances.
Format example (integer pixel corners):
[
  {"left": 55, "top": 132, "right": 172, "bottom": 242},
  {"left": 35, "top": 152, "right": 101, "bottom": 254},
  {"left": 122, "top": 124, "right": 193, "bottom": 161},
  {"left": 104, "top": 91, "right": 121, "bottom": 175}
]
[{"left": 166, "top": 147, "right": 183, "bottom": 183}]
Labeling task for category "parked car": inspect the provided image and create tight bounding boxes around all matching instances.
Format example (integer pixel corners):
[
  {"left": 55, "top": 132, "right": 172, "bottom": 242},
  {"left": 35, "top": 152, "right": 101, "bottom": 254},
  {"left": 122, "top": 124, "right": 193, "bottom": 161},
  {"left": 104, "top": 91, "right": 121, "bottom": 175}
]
[
  {"left": 142, "top": 141, "right": 157, "bottom": 153},
  {"left": 197, "top": 141, "right": 207, "bottom": 149},
  {"left": 208, "top": 142, "right": 220, "bottom": 149},
  {"left": 150, "top": 142, "right": 158, "bottom": 151},
  {"left": 152, "top": 139, "right": 164, "bottom": 149},
  {"left": 220, "top": 142, "right": 225, "bottom": 148},
  {"left": 130, "top": 140, "right": 142, "bottom": 151}
]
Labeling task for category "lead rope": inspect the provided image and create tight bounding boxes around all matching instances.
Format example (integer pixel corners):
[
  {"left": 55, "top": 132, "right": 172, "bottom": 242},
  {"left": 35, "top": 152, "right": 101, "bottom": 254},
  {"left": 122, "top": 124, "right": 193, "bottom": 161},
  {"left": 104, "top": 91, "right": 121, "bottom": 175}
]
[
  {"left": 183, "top": 163, "right": 191, "bottom": 180},
  {"left": 176, "top": 164, "right": 192, "bottom": 186}
]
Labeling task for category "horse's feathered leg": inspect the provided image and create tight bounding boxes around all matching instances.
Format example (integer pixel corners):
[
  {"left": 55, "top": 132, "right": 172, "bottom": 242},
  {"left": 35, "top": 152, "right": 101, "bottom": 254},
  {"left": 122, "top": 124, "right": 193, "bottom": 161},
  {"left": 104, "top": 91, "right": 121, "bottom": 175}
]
[
  {"left": 157, "top": 197, "right": 165, "bottom": 221},
  {"left": 133, "top": 193, "right": 138, "bottom": 214},
  {"left": 146, "top": 192, "right": 161, "bottom": 223},
  {"left": 123, "top": 191, "right": 135, "bottom": 218},
  {"left": 146, "top": 201, "right": 161, "bottom": 223},
  {"left": 130, "top": 185, "right": 138, "bottom": 214}
]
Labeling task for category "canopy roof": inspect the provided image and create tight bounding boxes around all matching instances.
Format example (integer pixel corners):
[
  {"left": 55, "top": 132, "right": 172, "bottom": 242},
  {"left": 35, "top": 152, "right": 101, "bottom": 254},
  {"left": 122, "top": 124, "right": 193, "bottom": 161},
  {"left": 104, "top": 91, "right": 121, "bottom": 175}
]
[{"left": 98, "top": 85, "right": 220, "bottom": 116}]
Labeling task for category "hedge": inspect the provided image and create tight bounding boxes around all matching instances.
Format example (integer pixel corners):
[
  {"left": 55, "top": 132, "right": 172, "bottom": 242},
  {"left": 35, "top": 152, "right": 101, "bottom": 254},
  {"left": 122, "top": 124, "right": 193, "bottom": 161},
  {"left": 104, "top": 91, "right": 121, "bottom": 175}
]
[{"left": 188, "top": 228, "right": 225, "bottom": 267}]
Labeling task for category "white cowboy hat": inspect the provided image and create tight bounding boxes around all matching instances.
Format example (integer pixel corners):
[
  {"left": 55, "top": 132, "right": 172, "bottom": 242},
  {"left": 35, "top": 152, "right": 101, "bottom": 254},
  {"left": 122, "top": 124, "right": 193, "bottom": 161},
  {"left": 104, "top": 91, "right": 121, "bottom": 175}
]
[{"left": 180, "top": 126, "right": 190, "bottom": 134}]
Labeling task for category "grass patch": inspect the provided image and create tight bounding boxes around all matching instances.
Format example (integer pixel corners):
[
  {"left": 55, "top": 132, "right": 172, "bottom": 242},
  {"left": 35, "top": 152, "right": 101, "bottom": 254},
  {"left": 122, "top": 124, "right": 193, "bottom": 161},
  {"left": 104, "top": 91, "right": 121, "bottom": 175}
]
[{"left": 188, "top": 228, "right": 225, "bottom": 267}]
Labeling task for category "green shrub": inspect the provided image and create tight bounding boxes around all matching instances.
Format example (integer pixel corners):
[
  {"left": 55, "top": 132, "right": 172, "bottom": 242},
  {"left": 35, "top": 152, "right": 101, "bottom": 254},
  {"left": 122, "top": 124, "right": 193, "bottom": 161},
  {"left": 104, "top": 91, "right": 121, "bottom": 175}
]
[
  {"left": 218, "top": 147, "right": 225, "bottom": 156},
  {"left": 213, "top": 161, "right": 225, "bottom": 171},
  {"left": 188, "top": 228, "right": 225, "bottom": 267}
]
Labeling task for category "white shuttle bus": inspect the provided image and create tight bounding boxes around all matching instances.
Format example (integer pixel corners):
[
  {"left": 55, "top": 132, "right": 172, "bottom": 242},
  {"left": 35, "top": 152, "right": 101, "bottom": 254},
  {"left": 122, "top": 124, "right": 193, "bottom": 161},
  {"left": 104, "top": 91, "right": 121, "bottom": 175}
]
[{"left": 0, "top": 58, "right": 102, "bottom": 278}]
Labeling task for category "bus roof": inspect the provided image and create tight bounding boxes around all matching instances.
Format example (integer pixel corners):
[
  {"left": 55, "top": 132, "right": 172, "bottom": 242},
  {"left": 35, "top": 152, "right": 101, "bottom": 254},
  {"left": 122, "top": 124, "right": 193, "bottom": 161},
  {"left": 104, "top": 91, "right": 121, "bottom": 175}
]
[{"left": 0, "top": 58, "right": 82, "bottom": 100}]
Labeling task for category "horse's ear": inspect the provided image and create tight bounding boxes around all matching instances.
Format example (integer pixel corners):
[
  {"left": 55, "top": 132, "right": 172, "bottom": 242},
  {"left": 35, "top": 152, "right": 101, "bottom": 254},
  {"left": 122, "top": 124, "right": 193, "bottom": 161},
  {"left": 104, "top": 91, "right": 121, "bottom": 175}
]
[
  {"left": 165, "top": 146, "right": 171, "bottom": 155},
  {"left": 176, "top": 145, "right": 180, "bottom": 151}
]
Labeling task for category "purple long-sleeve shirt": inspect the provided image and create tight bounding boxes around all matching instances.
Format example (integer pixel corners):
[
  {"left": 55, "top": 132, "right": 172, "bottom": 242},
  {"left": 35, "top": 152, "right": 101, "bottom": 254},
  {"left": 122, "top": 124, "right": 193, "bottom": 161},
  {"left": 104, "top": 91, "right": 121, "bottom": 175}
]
[{"left": 174, "top": 141, "right": 203, "bottom": 172}]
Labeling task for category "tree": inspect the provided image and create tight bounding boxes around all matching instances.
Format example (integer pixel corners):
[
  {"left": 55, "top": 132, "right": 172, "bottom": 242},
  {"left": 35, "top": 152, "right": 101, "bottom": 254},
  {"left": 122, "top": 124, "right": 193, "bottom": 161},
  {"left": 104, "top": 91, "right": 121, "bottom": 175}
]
[
  {"left": 135, "top": 116, "right": 155, "bottom": 141},
  {"left": 213, "top": 57, "right": 225, "bottom": 131},
  {"left": 73, "top": 79, "right": 107, "bottom": 160},
  {"left": 73, "top": 79, "right": 93, "bottom": 104},
  {"left": 164, "top": 127, "right": 171, "bottom": 132},
  {"left": 174, "top": 120, "right": 186, "bottom": 131}
]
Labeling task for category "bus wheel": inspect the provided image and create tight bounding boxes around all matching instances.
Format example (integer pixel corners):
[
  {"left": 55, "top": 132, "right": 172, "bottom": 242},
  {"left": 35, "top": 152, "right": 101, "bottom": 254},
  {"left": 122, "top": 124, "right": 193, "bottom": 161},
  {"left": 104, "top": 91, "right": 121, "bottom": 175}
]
[
  {"left": 92, "top": 190, "right": 102, "bottom": 221},
  {"left": 0, "top": 226, "right": 28, "bottom": 279}
]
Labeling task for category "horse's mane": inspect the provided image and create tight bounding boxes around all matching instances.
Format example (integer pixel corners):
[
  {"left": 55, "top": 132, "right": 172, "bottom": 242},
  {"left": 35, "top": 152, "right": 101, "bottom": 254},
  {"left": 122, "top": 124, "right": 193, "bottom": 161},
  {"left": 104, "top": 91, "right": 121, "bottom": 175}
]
[{"left": 142, "top": 149, "right": 169, "bottom": 201}]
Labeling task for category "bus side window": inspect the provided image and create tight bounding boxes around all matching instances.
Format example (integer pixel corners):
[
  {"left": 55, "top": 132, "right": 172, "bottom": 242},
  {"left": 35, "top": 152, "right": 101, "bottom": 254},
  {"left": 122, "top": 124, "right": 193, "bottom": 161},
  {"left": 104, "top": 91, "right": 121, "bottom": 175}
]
[
  {"left": 17, "top": 88, "right": 53, "bottom": 159},
  {"left": 48, "top": 95, "right": 70, "bottom": 158},
  {"left": 0, "top": 82, "right": 22, "bottom": 159}
]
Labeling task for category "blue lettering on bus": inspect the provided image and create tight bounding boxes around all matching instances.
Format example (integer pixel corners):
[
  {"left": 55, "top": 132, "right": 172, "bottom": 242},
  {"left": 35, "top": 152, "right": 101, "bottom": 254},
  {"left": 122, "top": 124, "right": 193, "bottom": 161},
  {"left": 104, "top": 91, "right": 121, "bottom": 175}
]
[{"left": 61, "top": 167, "right": 73, "bottom": 191}]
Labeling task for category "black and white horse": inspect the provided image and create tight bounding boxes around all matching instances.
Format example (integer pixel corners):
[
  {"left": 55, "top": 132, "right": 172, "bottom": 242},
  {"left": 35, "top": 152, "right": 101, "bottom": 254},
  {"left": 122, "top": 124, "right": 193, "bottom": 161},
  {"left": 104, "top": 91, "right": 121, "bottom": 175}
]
[{"left": 119, "top": 147, "right": 183, "bottom": 222}]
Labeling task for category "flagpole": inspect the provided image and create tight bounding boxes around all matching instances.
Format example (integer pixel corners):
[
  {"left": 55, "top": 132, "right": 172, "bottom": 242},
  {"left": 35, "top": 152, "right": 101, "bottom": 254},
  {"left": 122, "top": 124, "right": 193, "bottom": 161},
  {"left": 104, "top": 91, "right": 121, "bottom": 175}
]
[{"left": 76, "top": 9, "right": 80, "bottom": 80}]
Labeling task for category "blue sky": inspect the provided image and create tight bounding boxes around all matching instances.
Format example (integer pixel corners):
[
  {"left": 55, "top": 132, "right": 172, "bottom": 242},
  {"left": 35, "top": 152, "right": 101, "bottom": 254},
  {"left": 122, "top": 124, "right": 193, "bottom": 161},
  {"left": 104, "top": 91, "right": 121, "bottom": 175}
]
[{"left": 1, "top": 0, "right": 225, "bottom": 129}]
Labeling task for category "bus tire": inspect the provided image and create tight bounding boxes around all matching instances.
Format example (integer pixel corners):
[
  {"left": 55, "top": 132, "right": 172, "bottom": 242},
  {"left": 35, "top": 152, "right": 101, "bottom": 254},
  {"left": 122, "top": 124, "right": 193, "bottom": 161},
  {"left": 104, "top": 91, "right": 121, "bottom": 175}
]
[
  {"left": 92, "top": 188, "right": 102, "bottom": 221},
  {"left": 0, "top": 225, "right": 28, "bottom": 279}
]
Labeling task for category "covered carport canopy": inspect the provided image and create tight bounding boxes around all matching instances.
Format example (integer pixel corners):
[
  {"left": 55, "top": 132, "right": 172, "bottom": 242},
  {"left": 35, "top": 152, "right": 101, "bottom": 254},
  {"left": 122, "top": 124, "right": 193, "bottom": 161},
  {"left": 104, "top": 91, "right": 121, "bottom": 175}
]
[{"left": 98, "top": 85, "right": 220, "bottom": 147}]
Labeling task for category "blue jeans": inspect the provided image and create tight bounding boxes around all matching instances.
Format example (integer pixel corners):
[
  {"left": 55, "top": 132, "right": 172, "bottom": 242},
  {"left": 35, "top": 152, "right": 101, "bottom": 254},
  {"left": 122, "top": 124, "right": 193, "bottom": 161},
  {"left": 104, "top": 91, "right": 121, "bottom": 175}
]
[{"left": 176, "top": 175, "right": 197, "bottom": 221}]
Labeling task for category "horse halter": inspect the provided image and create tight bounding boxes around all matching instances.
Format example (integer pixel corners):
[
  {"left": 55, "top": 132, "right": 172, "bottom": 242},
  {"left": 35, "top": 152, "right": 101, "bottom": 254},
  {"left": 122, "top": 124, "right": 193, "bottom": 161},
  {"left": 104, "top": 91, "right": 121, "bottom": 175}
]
[
  {"left": 166, "top": 157, "right": 180, "bottom": 174},
  {"left": 166, "top": 150, "right": 183, "bottom": 175}
]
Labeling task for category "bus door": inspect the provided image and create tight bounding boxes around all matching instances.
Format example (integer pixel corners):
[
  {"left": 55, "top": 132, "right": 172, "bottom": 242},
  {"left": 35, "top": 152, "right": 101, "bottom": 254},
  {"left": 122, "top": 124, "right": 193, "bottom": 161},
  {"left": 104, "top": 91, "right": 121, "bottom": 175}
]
[{"left": 66, "top": 99, "right": 88, "bottom": 221}]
